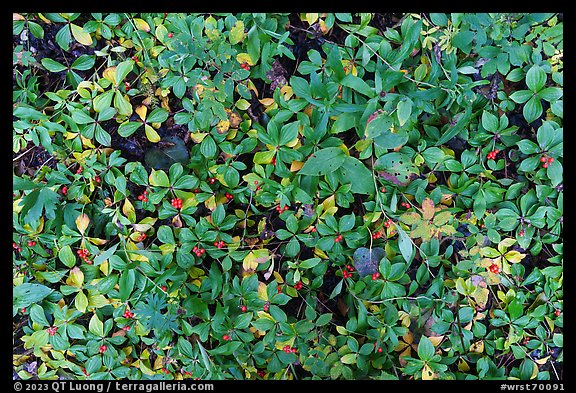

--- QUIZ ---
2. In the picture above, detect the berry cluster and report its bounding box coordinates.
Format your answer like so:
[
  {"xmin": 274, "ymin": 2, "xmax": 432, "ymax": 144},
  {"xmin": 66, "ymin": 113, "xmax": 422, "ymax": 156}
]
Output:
[
  {"xmin": 343, "ymin": 264, "xmax": 355, "ymax": 279},
  {"xmin": 276, "ymin": 204, "xmax": 289, "ymax": 213},
  {"xmin": 136, "ymin": 233, "xmax": 147, "ymax": 242},
  {"xmin": 77, "ymin": 249, "xmax": 91, "ymax": 264},
  {"xmin": 486, "ymin": 149, "xmax": 500, "ymax": 160},
  {"xmin": 13, "ymin": 242, "xmax": 22, "ymax": 252},
  {"xmin": 371, "ymin": 272, "xmax": 381, "ymax": 281},
  {"xmin": 240, "ymin": 62, "xmax": 250, "ymax": 70},
  {"xmin": 209, "ymin": 177, "xmax": 217, "ymax": 184},
  {"xmin": 294, "ymin": 281, "xmax": 303, "ymax": 290},
  {"xmin": 99, "ymin": 345, "xmax": 107, "ymax": 354},
  {"xmin": 61, "ymin": 186, "xmax": 68, "ymax": 195},
  {"xmin": 122, "ymin": 325, "xmax": 131, "ymax": 331},
  {"xmin": 76, "ymin": 165, "xmax": 83, "ymax": 174},
  {"xmin": 225, "ymin": 192, "xmax": 233, "ymax": 200},
  {"xmin": 400, "ymin": 201, "xmax": 410, "ymax": 209},
  {"xmin": 257, "ymin": 370, "xmax": 266, "ymax": 378},
  {"xmin": 488, "ymin": 263, "xmax": 500, "ymax": 274},
  {"xmin": 540, "ymin": 155, "xmax": 554, "ymax": 168},
  {"xmin": 383, "ymin": 219, "xmax": 394, "ymax": 228},
  {"xmin": 28, "ymin": 240, "xmax": 37, "ymax": 247},
  {"xmin": 47, "ymin": 326, "xmax": 58, "ymax": 336},
  {"xmin": 137, "ymin": 190, "xmax": 149, "ymax": 202},
  {"xmin": 193, "ymin": 245, "xmax": 206, "ymax": 257},
  {"xmin": 282, "ymin": 345, "xmax": 297, "ymax": 354},
  {"xmin": 171, "ymin": 198, "xmax": 183, "ymax": 209},
  {"xmin": 334, "ymin": 234, "xmax": 344, "ymax": 243},
  {"xmin": 263, "ymin": 301, "xmax": 270, "ymax": 312},
  {"xmin": 214, "ymin": 240, "xmax": 226, "ymax": 249},
  {"xmin": 239, "ymin": 305, "xmax": 247, "ymax": 312},
  {"xmin": 94, "ymin": 175, "xmax": 101, "ymax": 184},
  {"xmin": 132, "ymin": 55, "xmax": 138, "ymax": 62},
  {"xmin": 254, "ymin": 181, "xmax": 262, "ymax": 191},
  {"xmin": 371, "ymin": 231, "xmax": 383, "ymax": 240},
  {"xmin": 123, "ymin": 309, "xmax": 134, "ymax": 319}
]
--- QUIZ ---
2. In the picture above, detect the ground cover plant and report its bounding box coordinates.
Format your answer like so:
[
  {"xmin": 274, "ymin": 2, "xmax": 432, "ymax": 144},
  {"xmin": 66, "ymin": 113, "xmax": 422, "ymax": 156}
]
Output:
[{"xmin": 13, "ymin": 12, "xmax": 563, "ymax": 381}]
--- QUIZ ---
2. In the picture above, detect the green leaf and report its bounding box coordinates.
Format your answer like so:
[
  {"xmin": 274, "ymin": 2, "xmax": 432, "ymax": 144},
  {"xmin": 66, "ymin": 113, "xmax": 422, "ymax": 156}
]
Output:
[
  {"xmin": 341, "ymin": 353, "xmax": 357, "ymax": 364},
  {"xmin": 13, "ymin": 283, "xmax": 53, "ymax": 310},
  {"xmin": 435, "ymin": 106, "xmax": 471, "ymax": 146},
  {"xmin": 71, "ymin": 55, "xmax": 95, "ymax": 71},
  {"xmin": 149, "ymin": 169, "xmax": 170, "ymax": 187},
  {"xmin": 397, "ymin": 99, "xmax": 413, "ymax": 127},
  {"xmin": 146, "ymin": 108, "xmax": 169, "ymax": 124},
  {"xmin": 59, "ymin": 245, "xmax": 76, "ymax": 268},
  {"xmin": 509, "ymin": 90, "xmax": 532, "ymax": 104},
  {"xmin": 341, "ymin": 74, "xmax": 375, "ymax": 97},
  {"xmin": 41, "ymin": 58, "xmax": 67, "ymax": 73},
  {"xmin": 417, "ymin": 336, "xmax": 435, "ymax": 361},
  {"xmin": 89, "ymin": 313, "xmax": 104, "ymax": 337},
  {"xmin": 397, "ymin": 226, "xmax": 414, "ymax": 264},
  {"xmin": 526, "ymin": 64, "xmax": 546, "ymax": 92},
  {"xmin": 299, "ymin": 147, "xmax": 346, "ymax": 176},
  {"xmin": 538, "ymin": 87, "xmax": 563, "ymax": 102},
  {"xmin": 523, "ymin": 95, "xmax": 543, "ymax": 124},
  {"xmin": 481, "ymin": 111, "xmax": 499, "ymax": 133},
  {"xmin": 115, "ymin": 60, "xmax": 134, "ymax": 86},
  {"xmin": 119, "ymin": 269, "xmax": 135, "ymax": 302},
  {"xmin": 72, "ymin": 110, "xmax": 94, "ymax": 125},
  {"xmin": 30, "ymin": 304, "xmax": 50, "ymax": 327},
  {"xmin": 229, "ymin": 20, "xmax": 245, "ymax": 45},
  {"xmin": 117, "ymin": 121, "xmax": 142, "ymax": 137},
  {"xmin": 114, "ymin": 91, "xmax": 133, "ymax": 117},
  {"xmin": 336, "ymin": 156, "xmax": 375, "ymax": 194}
]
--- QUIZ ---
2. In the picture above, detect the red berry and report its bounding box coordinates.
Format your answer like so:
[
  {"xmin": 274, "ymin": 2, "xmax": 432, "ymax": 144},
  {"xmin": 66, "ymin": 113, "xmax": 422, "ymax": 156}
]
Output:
[
  {"xmin": 240, "ymin": 305, "xmax": 247, "ymax": 312},
  {"xmin": 47, "ymin": 326, "xmax": 58, "ymax": 336},
  {"xmin": 99, "ymin": 345, "xmax": 107, "ymax": 354},
  {"xmin": 142, "ymin": 197, "xmax": 148, "ymax": 202},
  {"xmin": 62, "ymin": 186, "xmax": 68, "ymax": 195},
  {"xmin": 518, "ymin": 229, "xmax": 525, "ymax": 236},
  {"xmin": 28, "ymin": 240, "xmax": 36, "ymax": 247},
  {"xmin": 161, "ymin": 285, "xmax": 167, "ymax": 291},
  {"xmin": 168, "ymin": 33, "xmax": 173, "ymax": 38},
  {"xmin": 542, "ymin": 162, "xmax": 548, "ymax": 168},
  {"xmin": 377, "ymin": 347, "xmax": 383, "ymax": 353},
  {"xmin": 95, "ymin": 176, "xmax": 101, "ymax": 183},
  {"xmin": 138, "ymin": 194, "xmax": 144, "ymax": 200},
  {"xmin": 143, "ymin": 190, "xmax": 148, "ymax": 195},
  {"xmin": 21, "ymin": 308, "xmax": 26, "ymax": 313},
  {"xmin": 277, "ymin": 286, "xmax": 282, "ymax": 293},
  {"xmin": 13, "ymin": 242, "xmax": 18, "ymax": 249},
  {"xmin": 555, "ymin": 309, "xmax": 561, "ymax": 317},
  {"xmin": 540, "ymin": 156, "xmax": 547, "ymax": 163},
  {"xmin": 271, "ymin": 157, "xmax": 276, "ymax": 165},
  {"xmin": 548, "ymin": 157, "xmax": 554, "ymax": 163},
  {"xmin": 494, "ymin": 149, "xmax": 499, "ymax": 154},
  {"xmin": 222, "ymin": 334, "xmax": 230, "ymax": 341}
]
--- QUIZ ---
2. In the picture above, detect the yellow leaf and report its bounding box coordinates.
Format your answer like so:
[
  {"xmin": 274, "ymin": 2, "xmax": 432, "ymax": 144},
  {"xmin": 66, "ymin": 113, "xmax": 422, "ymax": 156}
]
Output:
[
  {"xmin": 103, "ymin": 66, "xmax": 116, "ymax": 83},
  {"xmin": 257, "ymin": 282, "xmax": 268, "ymax": 301},
  {"xmin": 421, "ymin": 198, "xmax": 435, "ymax": 221},
  {"xmin": 145, "ymin": 124, "xmax": 161, "ymax": 143},
  {"xmin": 305, "ymin": 13, "xmax": 319, "ymax": 25},
  {"xmin": 67, "ymin": 267, "xmax": 84, "ymax": 288},
  {"xmin": 458, "ymin": 358, "xmax": 470, "ymax": 372},
  {"xmin": 534, "ymin": 356, "xmax": 550, "ymax": 365},
  {"xmin": 135, "ymin": 105, "xmax": 147, "ymax": 121},
  {"xmin": 290, "ymin": 161, "xmax": 304, "ymax": 172},
  {"xmin": 133, "ymin": 18, "xmax": 151, "ymax": 32},
  {"xmin": 216, "ymin": 119, "xmax": 230, "ymax": 134},
  {"xmin": 421, "ymin": 363, "xmax": 436, "ymax": 380},
  {"xmin": 190, "ymin": 132, "xmax": 208, "ymax": 143},
  {"xmin": 75, "ymin": 213, "xmax": 90, "ymax": 235},
  {"xmin": 243, "ymin": 249, "xmax": 271, "ymax": 271},
  {"xmin": 99, "ymin": 261, "xmax": 109, "ymax": 276},
  {"xmin": 428, "ymin": 336, "xmax": 444, "ymax": 347},
  {"xmin": 259, "ymin": 98, "xmax": 276, "ymax": 107},
  {"xmin": 469, "ymin": 340, "xmax": 484, "ymax": 353},
  {"xmin": 336, "ymin": 326, "xmax": 348, "ymax": 335},
  {"xmin": 440, "ymin": 193, "xmax": 454, "ymax": 206},
  {"xmin": 123, "ymin": 199, "xmax": 136, "ymax": 223},
  {"xmin": 285, "ymin": 137, "xmax": 300, "ymax": 148},
  {"xmin": 504, "ymin": 250, "xmax": 526, "ymax": 263},
  {"xmin": 236, "ymin": 52, "xmax": 255, "ymax": 66},
  {"xmin": 70, "ymin": 24, "xmax": 93, "ymax": 46},
  {"xmin": 153, "ymin": 355, "xmax": 164, "ymax": 370}
]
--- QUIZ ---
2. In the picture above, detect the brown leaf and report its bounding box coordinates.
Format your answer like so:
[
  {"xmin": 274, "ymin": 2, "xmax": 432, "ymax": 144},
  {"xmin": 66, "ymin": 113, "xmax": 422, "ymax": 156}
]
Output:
[{"xmin": 421, "ymin": 198, "xmax": 435, "ymax": 221}]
